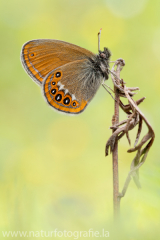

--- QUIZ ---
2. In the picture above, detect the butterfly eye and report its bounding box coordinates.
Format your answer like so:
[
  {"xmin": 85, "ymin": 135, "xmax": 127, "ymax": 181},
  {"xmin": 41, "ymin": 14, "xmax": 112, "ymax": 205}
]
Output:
[{"xmin": 100, "ymin": 52, "xmax": 106, "ymax": 58}]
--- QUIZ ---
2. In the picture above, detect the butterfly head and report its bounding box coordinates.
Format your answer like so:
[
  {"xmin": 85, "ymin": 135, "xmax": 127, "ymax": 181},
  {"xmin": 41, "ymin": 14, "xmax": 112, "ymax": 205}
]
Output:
[
  {"xmin": 97, "ymin": 47, "xmax": 111, "ymax": 79},
  {"xmin": 99, "ymin": 47, "xmax": 111, "ymax": 60}
]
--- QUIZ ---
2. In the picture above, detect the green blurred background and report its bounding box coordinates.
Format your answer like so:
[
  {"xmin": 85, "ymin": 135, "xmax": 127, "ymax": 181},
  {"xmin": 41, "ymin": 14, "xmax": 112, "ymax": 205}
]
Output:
[{"xmin": 0, "ymin": 0, "xmax": 160, "ymax": 239}]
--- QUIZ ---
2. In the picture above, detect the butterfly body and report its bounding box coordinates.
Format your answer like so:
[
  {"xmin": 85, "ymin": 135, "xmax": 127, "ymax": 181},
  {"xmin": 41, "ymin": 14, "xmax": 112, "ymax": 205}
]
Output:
[{"xmin": 21, "ymin": 39, "xmax": 111, "ymax": 114}]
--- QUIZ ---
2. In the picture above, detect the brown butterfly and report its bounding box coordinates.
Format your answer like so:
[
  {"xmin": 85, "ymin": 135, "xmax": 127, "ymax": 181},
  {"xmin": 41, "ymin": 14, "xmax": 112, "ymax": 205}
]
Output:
[{"xmin": 21, "ymin": 32, "xmax": 111, "ymax": 114}]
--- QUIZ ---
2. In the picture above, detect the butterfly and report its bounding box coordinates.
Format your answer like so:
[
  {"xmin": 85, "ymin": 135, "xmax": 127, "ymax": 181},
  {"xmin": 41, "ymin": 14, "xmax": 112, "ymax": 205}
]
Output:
[{"xmin": 21, "ymin": 33, "xmax": 111, "ymax": 114}]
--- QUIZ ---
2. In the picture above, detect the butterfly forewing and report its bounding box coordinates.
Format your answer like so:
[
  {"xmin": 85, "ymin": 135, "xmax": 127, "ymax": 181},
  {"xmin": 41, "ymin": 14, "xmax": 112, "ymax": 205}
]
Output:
[{"xmin": 21, "ymin": 39, "xmax": 95, "ymax": 85}]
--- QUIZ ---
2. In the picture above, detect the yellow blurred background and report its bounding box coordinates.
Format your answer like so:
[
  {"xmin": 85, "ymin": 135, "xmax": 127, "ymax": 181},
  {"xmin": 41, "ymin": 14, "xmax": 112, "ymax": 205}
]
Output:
[{"xmin": 0, "ymin": 0, "xmax": 160, "ymax": 239}]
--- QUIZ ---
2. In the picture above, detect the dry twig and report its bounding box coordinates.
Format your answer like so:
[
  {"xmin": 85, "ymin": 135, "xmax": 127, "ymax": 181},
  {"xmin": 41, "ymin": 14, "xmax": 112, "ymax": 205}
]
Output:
[{"xmin": 106, "ymin": 59, "xmax": 155, "ymax": 216}]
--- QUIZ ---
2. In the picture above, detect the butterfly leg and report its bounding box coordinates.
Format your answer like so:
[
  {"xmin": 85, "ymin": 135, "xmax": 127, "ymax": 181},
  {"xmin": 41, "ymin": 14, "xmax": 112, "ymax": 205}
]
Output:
[
  {"xmin": 102, "ymin": 82, "xmax": 114, "ymax": 93},
  {"xmin": 102, "ymin": 83, "xmax": 116, "ymax": 101}
]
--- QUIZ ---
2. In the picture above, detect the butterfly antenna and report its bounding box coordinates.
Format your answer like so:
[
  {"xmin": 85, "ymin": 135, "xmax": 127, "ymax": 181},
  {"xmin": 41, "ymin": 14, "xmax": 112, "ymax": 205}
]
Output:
[{"xmin": 98, "ymin": 28, "xmax": 102, "ymax": 52}]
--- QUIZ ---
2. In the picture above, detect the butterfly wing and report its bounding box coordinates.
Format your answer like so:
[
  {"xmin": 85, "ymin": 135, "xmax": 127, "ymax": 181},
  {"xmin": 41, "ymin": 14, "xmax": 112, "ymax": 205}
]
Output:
[
  {"xmin": 42, "ymin": 59, "xmax": 103, "ymax": 114},
  {"xmin": 21, "ymin": 39, "xmax": 95, "ymax": 85}
]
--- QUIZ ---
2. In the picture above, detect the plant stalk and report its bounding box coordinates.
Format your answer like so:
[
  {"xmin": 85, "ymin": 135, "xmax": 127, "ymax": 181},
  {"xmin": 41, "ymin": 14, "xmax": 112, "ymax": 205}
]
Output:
[{"xmin": 112, "ymin": 87, "xmax": 120, "ymax": 218}]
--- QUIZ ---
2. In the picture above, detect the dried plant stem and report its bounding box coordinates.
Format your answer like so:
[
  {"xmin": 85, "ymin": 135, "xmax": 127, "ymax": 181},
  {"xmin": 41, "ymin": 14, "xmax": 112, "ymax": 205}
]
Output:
[
  {"xmin": 112, "ymin": 63, "xmax": 122, "ymax": 218},
  {"xmin": 105, "ymin": 58, "xmax": 155, "ymax": 220},
  {"xmin": 112, "ymin": 86, "xmax": 120, "ymax": 217}
]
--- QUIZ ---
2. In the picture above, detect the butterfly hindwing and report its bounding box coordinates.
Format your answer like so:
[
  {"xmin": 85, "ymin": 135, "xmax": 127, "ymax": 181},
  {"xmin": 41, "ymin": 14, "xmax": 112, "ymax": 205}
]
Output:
[
  {"xmin": 21, "ymin": 39, "xmax": 95, "ymax": 85},
  {"xmin": 42, "ymin": 59, "xmax": 103, "ymax": 114}
]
